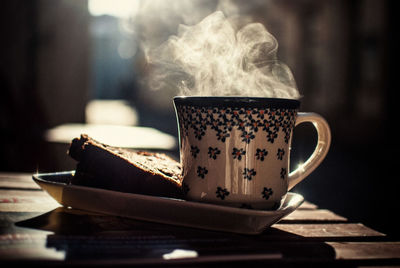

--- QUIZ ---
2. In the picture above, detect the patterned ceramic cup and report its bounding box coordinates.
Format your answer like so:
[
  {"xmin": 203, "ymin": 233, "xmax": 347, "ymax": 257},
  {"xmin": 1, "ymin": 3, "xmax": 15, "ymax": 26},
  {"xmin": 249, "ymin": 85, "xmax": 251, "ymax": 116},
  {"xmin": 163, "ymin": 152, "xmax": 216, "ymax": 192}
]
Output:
[{"xmin": 173, "ymin": 96, "xmax": 331, "ymax": 210}]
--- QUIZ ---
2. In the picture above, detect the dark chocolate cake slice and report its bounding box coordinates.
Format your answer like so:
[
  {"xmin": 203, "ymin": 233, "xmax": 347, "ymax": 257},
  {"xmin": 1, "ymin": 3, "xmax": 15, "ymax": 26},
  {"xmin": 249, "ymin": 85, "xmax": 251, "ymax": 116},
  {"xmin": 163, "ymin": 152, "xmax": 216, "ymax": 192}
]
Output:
[{"xmin": 68, "ymin": 134, "xmax": 183, "ymax": 198}]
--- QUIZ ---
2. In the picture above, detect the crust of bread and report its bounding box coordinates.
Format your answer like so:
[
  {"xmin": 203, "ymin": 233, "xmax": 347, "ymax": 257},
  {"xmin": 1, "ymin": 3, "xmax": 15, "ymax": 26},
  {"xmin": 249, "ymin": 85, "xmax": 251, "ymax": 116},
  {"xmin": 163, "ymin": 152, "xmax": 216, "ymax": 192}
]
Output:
[{"xmin": 68, "ymin": 134, "xmax": 183, "ymax": 198}]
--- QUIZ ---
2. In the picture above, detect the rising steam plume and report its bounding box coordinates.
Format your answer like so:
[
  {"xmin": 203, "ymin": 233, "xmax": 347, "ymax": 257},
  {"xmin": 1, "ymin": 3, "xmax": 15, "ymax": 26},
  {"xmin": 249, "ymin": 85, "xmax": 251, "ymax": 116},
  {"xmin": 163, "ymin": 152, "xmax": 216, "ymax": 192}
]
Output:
[{"xmin": 142, "ymin": 7, "xmax": 300, "ymax": 99}]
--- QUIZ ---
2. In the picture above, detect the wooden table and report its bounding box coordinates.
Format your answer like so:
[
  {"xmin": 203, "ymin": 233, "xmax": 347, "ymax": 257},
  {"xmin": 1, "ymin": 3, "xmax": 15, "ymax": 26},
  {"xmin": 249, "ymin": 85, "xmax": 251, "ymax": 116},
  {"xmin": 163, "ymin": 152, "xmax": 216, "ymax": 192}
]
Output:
[{"xmin": 1, "ymin": 172, "xmax": 399, "ymax": 266}]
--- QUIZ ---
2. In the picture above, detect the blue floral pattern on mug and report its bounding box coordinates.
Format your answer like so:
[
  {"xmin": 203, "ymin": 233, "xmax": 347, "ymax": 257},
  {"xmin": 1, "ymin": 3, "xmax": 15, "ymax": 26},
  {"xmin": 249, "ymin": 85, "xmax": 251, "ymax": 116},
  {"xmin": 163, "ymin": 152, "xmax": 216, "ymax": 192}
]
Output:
[
  {"xmin": 262, "ymin": 187, "xmax": 273, "ymax": 200},
  {"xmin": 216, "ymin": 187, "xmax": 230, "ymax": 200},
  {"xmin": 255, "ymin": 149, "xmax": 268, "ymax": 161},
  {"xmin": 197, "ymin": 166, "xmax": 208, "ymax": 178},
  {"xmin": 280, "ymin": 168, "xmax": 287, "ymax": 179},
  {"xmin": 216, "ymin": 130, "xmax": 230, "ymax": 142},
  {"xmin": 175, "ymin": 101, "xmax": 299, "ymax": 208},
  {"xmin": 176, "ymin": 105, "xmax": 296, "ymax": 145},
  {"xmin": 190, "ymin": 146, "xmax": 200, "ymax": 158},
  {"xmin": 232, "ymin": 148, "xmax": 246, "ymax": 160},
  {"xmin": 208, "ymin": 147, "xmax": 221, "ymax": 159},
  {"xmin": 241, "ymin": 131, "xmax": 255, "ymax": 143},
  {"xmin": 243, "ymin": 168, "xmax": 257, "ymax": 180},
  {"xmin": 277, "ymin": 148, "xmax": 285, "ymax": 160}
]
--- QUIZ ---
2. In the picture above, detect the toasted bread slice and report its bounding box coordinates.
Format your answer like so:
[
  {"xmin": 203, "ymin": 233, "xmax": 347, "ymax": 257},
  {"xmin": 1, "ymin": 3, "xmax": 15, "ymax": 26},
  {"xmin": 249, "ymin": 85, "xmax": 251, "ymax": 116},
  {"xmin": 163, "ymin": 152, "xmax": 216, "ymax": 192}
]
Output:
[{"xmin": 68, "ymin": 134, "xmax": 183, "ymax": 198}]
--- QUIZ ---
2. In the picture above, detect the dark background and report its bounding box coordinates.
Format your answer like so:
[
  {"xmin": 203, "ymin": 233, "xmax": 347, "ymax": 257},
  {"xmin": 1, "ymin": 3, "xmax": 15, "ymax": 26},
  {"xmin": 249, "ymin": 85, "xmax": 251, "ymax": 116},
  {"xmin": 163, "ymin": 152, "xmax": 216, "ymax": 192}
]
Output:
[{"xmin": 1, "ymin": 0, "xmax": 397, "ymax": 238}]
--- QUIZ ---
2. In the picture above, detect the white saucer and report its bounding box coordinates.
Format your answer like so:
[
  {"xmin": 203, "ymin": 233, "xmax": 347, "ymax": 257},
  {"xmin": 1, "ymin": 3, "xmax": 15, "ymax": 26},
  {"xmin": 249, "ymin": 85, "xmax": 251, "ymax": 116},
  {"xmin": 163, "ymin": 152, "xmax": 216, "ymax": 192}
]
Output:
[{"xmin": 33, "ymin": 171, "xmax": 304, "ymax": 235}]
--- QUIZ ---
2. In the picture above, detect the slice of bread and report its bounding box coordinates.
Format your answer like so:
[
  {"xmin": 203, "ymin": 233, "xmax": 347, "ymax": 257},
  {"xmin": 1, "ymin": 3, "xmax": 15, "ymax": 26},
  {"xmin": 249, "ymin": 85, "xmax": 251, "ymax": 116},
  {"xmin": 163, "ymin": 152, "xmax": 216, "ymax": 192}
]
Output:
[{"xmin": 68, "ymin": 134, "xmax": 183, "ymax": 198}]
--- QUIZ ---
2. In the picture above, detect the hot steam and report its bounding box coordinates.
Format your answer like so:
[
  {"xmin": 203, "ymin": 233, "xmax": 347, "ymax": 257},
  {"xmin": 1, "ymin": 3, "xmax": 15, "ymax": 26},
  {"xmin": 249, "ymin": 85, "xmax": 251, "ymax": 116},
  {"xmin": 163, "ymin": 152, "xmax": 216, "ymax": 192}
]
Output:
[{"xmin": 146, "ymin": 11, "xmax": 300, "ymax": 99}]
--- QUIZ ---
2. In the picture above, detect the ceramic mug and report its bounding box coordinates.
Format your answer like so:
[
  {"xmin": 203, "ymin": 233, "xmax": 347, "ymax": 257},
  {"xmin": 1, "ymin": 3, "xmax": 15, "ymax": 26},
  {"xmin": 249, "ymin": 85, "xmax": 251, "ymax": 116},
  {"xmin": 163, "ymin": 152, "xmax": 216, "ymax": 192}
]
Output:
[{"xmin": 173, "ymin": 96, "xmax": 331, "ymax": 210}]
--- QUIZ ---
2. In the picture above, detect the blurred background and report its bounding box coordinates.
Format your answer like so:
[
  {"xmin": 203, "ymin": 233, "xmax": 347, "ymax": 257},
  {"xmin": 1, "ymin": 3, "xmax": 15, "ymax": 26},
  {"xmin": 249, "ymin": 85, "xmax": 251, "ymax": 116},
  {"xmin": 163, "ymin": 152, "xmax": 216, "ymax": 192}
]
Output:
[{"xmin": 1, "ymin": 0, "xmax": 396, "ymax": 237}]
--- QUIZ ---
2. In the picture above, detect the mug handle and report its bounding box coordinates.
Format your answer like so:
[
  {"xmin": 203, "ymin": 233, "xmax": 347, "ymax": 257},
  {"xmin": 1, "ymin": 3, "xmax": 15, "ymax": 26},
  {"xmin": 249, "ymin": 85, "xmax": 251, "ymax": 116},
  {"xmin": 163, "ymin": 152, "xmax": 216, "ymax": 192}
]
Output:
[{"xmin": 288, "ymin": 112, "xmax": 331, "ymax": 190}]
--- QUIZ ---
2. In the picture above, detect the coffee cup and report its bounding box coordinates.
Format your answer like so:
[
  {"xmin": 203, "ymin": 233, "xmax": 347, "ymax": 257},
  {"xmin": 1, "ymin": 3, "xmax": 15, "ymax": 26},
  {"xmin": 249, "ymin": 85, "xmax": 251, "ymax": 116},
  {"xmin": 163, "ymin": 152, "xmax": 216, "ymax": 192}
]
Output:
[{"xmin": 173, "ymin": 96, "xmax": 331, "ymax": 210}]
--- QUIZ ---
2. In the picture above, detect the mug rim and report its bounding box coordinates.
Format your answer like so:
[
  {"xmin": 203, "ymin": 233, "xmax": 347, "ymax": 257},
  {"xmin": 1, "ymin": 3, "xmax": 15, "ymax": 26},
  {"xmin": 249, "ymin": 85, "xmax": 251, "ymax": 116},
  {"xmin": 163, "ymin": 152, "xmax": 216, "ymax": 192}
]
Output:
[{"xmin": 173, "ymin": 96, "xmax": 300, "ymax": 109}]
